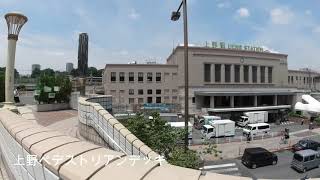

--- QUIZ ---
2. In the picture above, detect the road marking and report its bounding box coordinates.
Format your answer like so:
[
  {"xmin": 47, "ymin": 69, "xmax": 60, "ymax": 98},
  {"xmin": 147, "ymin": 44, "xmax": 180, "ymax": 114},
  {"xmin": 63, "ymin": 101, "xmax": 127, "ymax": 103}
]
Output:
[
  {"xmin": 200, "ymin": 163, "xmax": 236, "ymax": 170},
  {"xmin": 210, "ymin": 167, "xmax": 239, "ymax": 173}
]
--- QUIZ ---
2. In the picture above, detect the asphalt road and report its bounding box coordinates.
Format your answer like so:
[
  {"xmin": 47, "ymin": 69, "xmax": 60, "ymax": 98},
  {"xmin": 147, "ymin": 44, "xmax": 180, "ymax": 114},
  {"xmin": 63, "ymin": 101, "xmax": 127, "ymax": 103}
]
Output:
[
  {"xmin": 192, "ymin": 122, "xmax": 309, "ymax": 145},
  {"xmin": 201, "ymin": 135, "xmax": 320, "ymax": 179}
]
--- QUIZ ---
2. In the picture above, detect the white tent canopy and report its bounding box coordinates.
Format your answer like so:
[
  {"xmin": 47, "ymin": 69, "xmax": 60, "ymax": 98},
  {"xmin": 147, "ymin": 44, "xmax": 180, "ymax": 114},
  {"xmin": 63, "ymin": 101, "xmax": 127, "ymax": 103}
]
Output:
[{"xmin": 295, "ymin": 95, "xmax": 320, "ymax": 113}]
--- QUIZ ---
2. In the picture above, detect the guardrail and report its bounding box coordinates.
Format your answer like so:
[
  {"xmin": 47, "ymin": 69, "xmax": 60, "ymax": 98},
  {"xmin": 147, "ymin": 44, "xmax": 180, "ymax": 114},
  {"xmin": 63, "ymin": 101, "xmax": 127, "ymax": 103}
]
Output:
[{"xmin": 78, "ymin": 96, "xmax": 159, "ymax": 159}]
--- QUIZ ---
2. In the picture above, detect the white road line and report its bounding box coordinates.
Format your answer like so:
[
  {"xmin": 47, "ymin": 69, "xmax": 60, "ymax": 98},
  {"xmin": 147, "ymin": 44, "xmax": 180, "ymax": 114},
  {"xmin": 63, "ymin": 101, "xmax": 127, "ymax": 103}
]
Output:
[
  {"xmin": 210, "ymin": 167, "xmax": 239, "ymax": 173},
  {"xmin": 200, "ymin": 163, "xmax": 236, "ymax": 170}
]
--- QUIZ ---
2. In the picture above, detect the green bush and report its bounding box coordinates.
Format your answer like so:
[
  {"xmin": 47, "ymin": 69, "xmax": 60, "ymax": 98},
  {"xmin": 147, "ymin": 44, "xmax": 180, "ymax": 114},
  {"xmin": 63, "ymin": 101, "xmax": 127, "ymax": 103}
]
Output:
[
  {"xmin": 34, "ymin": 75, "xmax": 72, "ymax": 104},
  {"xmin": 288, "ymin": 111, "xmax": 303, "ymax": 118}
]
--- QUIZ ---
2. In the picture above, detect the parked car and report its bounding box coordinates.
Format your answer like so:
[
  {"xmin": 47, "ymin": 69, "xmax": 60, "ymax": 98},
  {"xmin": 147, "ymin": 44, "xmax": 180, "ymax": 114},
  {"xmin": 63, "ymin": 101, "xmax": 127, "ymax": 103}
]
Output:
[
  {"xmin": 292, "ymin": 139, "xmax": 320, "ymax": 152},
  {"xmin": 241, "ymin": 147, "xmax": 278, "ymax": 169},
  {"xmin": 291, "ymin": 149, "xmax": 320, "ymax": 173}
]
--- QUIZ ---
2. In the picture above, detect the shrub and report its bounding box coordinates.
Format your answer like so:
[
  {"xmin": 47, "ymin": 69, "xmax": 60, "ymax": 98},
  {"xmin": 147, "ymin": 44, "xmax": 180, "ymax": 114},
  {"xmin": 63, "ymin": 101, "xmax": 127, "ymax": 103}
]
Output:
[{"xmin": 34, "ymin": 75, "xmax": 72, "ymax": 104}]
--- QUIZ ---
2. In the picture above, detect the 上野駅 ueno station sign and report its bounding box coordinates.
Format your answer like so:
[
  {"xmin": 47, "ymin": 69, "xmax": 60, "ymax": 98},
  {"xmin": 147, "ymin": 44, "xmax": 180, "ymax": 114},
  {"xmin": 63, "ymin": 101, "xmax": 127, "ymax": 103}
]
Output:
[{"xmin": 205, "ymin": 41, "xmax": 264, "ymax": 52}]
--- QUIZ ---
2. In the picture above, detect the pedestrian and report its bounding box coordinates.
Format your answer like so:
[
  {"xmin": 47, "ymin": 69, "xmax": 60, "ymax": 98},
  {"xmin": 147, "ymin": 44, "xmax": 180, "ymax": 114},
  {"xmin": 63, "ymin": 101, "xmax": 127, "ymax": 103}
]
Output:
[
  {"xmin": 14, "ymin": 87, "xmax": 20, "ymax": 103},
  {"xmin": 301, "ymin": 119, "xmax": 304, "ymax": 125}
]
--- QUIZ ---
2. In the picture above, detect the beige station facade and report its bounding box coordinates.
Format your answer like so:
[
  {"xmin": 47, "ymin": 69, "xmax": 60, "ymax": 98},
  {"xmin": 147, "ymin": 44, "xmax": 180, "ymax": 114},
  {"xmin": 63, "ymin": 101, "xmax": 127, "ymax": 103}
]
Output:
[{"xmin": 103, "ymin": 45, "xmax": 320, "ymax": 121}]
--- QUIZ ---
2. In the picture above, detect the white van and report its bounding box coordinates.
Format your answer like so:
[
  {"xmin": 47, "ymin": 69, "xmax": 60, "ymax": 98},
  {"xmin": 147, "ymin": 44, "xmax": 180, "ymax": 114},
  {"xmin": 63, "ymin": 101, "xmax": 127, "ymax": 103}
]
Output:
[{"xmin": 243, "ymin": 123, "xmax": 270, "ymax": 137}]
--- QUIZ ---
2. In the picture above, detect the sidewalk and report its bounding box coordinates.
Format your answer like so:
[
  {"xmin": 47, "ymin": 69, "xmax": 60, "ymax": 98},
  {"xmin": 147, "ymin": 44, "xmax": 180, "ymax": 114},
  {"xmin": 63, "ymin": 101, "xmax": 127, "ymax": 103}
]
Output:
[{"xmin": 190, "ymin": 128, "xmax": 320, "ymax": 161}]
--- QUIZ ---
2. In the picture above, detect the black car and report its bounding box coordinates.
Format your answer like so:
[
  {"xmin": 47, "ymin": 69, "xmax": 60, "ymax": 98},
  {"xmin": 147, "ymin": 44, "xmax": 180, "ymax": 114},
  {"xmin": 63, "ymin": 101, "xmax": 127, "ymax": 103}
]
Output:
[
  {"xmin": 241, "ymin": 147, "xmax": 278, "ymax": 169},
  {"xmin": 292, "ymin": 139, "xmax": 320, "ymax": 152}
]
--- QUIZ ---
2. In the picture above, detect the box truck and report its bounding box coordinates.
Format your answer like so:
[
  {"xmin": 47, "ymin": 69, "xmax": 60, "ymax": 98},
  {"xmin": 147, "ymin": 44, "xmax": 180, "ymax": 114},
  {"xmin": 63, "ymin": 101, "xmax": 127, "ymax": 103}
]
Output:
[
  {"xmin": 202, "ymin": 119, "xmax": 235, "ymax": 138},
  {"xmin": 199, "ymin": 115, "xmax": 221, "ymax": 125},
  {"xmin": 237, "ymin": 111, "xmax": 268, "ymax": 127},
  {"xmin": 167, "ymin": 122, "xmax": 193, "ymax": 139}
]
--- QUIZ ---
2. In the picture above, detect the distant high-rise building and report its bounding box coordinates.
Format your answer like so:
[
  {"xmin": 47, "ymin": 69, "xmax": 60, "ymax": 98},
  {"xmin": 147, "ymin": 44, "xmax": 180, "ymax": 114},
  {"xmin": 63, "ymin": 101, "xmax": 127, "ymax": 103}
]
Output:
[
  {"xmin": 31, "ymin": 64, "xmax": 41, "ymax": 72},
  {"xmin": 66, "ymin": 63, "xmax": 74, "ymax": 73},
  {"xmin": 77, "ymin": 33, "xmax": 88, "ymax": 77}
]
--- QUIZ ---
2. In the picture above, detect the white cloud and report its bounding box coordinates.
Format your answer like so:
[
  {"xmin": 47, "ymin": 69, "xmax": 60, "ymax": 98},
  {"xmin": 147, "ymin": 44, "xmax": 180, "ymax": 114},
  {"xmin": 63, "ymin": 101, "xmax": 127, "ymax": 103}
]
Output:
[
  {"xmin": 312, "ymin": 26, "xmax": 320, "ymax": 34},
  {"xmin": 305, "ymin": 10, "xmax": 312, "ymax": 15},
  {"xmin": 270, "ymin": 7, "xmax": 294, "ymax": 25},
  {"xmin": 217, "ymin": 2, "xmax": 230, "ymax": 9},
  {"xmin": 236, "ymin": 8, "xmax": 250, "ymax": 18},
  {"xmin": 128, "ymin": 8, "xmax": 140, "ymax": 20}
]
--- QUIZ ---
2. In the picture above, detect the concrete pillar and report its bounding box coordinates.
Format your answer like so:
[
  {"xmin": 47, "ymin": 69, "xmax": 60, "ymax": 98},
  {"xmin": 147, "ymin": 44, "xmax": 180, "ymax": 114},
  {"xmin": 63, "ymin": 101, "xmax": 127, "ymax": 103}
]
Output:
[
  {"xmin": 257, "ymin": 66, "xmax": 261, "ymax": 83},
  {"xmin": 230, "ymin": 64, "xmax": 235, "ymax": 83},
  {"xmin": 210, "ymin": 64, "xmax": 215, "ymax": 83},
  {"xmin": 230, "ymin": 96, "xmax": 234, "ymax": 108},
  {"xmin": 5, "ymin": 39, "xmax": 17, "ymax": 103},
  {"xmin": 221, "ymin": 64, "xmax": 225, "ymax": 83},
  {"xmin": 210, "ymin": 96, "xmax": 215, "ymax": 108},
  {"xmin": 274, "ymin": 95, "xmax": 278, "ymax": 106},
  {"xmin": 248, "ymin": 65, "xmax": 252, "ymax": 83},
  {"xmin": 265, "ymin": 67, "xmax": 268, "ymax": 84},
  {"xmin": 254, "ymin": 96, "xmax": 258, "ymax": 107},
  {"xmin": 240, "ymin": 65, "xmax": 244, "ymax": 83}
]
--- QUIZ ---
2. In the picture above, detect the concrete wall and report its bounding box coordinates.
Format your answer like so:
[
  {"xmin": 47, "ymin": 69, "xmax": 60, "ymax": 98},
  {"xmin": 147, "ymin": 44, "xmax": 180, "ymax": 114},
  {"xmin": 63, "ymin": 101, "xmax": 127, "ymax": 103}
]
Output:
[
  {"xmin": 0, "ymin": 109, "xmax": 254, "ymax": 179},
  {"xmin": 78, "ymin": 96, "xmax": 159, "ymax": 159}
]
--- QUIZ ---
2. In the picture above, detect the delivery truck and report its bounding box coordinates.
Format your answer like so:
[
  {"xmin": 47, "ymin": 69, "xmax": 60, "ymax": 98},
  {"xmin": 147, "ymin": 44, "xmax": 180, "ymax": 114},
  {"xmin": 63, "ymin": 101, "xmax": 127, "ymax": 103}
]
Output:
[
  {"xmin": 199, "ymin": 115, "xmax": 221, "ymax": 125},
  {"xmin": 167, "ymin": 122, "xmax": 193, "ymax": 140},
  {"xmin": 237, "ymin": 111, "xmax": 268, "ymax": 127},
  {"xmin": 202, "ymin": 119, "xmax": 235, "ymax": 139}
]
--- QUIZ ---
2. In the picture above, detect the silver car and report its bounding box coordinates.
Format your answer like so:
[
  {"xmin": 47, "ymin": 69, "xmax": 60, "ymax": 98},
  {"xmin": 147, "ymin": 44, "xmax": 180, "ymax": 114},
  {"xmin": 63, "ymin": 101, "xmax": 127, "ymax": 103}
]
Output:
[{"xmin": 291, "ymin": 149, "xmax": 320, "ymax": 173}]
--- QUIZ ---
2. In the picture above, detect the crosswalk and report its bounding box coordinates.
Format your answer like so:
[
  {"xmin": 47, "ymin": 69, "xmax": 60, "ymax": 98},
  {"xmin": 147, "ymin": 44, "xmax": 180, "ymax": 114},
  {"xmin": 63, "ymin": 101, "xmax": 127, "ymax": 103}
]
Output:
[{"xmin": 200, "ymin": 163, "xmax": 242, "ymax": 176}]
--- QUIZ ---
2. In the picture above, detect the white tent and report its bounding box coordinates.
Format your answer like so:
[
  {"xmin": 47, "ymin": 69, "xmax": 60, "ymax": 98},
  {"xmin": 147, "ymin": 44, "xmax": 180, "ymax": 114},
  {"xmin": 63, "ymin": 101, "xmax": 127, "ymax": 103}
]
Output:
[{"xmin": 295, "ymin": 95, "xmax": 320, "ymax": 114}]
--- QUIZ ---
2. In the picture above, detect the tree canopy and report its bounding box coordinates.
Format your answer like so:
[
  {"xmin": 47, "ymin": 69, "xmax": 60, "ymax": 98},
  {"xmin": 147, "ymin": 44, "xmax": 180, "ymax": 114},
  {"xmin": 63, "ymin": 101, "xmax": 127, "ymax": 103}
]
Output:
[{"xmin": 126, "ymin": 112, "xmax": 202, "ymax": 169}]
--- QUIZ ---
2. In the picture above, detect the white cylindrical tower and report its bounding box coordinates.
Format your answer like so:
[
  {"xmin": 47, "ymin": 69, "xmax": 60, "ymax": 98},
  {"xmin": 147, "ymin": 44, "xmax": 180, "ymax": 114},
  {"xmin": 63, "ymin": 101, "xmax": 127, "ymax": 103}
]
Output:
[{"xmin": 4, "ymin": 12, "xmax": 28, "ymax": 103}]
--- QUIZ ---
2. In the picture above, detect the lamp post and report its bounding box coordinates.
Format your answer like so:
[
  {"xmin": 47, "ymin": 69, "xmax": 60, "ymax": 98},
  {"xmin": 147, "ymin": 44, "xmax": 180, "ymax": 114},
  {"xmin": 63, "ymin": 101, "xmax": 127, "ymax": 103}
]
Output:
[
  {"xmin": 171, "ymin": 0, "xmax": 189, "ymax": 151},
  {"xmin": 4, "ymin": 12, "xmax": 27, "ymax": 104}
]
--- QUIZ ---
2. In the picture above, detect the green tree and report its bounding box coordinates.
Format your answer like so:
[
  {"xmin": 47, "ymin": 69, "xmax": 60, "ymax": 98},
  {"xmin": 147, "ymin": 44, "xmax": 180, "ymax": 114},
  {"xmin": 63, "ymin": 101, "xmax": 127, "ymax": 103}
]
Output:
[
  {"xmin": 40, "ymin": 68, "xmax": 55, "ymax": 77},
  {"xmin": 31, "ymin": 68, "xmax": 41, "ymax": 78},
  {"xmin": 34, "ymin": 74, "xmax": 72, "ymax": 104},
  {"xmin": 126, "ymin": 112, "xmax": 205, "ymax": 169}
]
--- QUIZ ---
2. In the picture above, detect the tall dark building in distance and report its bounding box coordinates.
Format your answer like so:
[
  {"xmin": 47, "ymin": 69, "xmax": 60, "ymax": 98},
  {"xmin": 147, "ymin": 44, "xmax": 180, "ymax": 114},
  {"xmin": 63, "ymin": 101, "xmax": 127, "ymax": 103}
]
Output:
[{"xmin": 77, "ymin": 33, "xmax": 88, "ymax": 77}]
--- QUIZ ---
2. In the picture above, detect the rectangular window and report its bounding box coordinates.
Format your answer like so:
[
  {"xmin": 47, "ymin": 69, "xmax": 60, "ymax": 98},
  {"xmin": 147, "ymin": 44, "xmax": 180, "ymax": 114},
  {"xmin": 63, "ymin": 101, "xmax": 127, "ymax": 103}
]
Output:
[
  {"xmin": 243, "ymin": 65, "xmax": 249, "ymax": 83},
  {"xmin": 156, "ymin": 72, "xmax": 161, "ymax": 82},
  {"xmin": 260, "ymin": 66, "xmax": 265, "ymax": 83},
  {"xmin": 156, "ymin": 89, "xmax": 161, "ymax": 95},
  {"xmin": 234, "ymin": 65, "xmax": 240, "ymax": 83},
  {"xmin": 268, "ymin": 67, "xmax": 272, "ymax": 83},
  {"xmin": 147, "ymin": 72, "xmax": 153, "ymax": 82},
  {"xmin": 288, "ymin": 76, "xmax": 291, "ymax": 84},
  {"xmin": 215, "ymin": 64, "xmax": 221, "ymax": 82},
  {"xmin": 119, "ymin": 72, "xmax": 125, "ymax": 82},
  {"xmin": 172, "ymin": 89, "xmax": 178, "ymax": 94},
  {"xmin": 138, "ymin": 98, "xmax": 144, "ymax": 104},
  {"xmin": 304, "ymin": 77, "xmax": 306, "ymax": 84},
  {"xmin": 129, "ymin": 98, "xmax": 135, "ymax": 104},
  {"xmin": 172, "ymin": 96, "xmax": 178, "ymax": 103},
  {"xmin": 164, "ymin": 89, "xmax": 170, "ymax": 95},
  {"xmin": 129, "ymin": 72, "xmax": 134, "ymax": 82},
  {"xmin": 252, "ymin": 66, "xmax": 257, "ymax": 83},
  {"xmin": 111, "ymin": 72, "xmax": 116, "ymax": 82},
  {"xmin": 225, "ymin": 64, "xmax": 231, "ymax": 83},
  {"xmin": 156, "ymin": 97, "xmax": 161, "ymax": 103},
  {"xmin": 192, "ymin": 97, "xmax": 195, "ymax": 103},
  {"xmin": 291, "ymin": 76, "xmax": 293, "ymax": 84},
  {"xmin": 164, "ymin": 96, "xmax": 170, "ymax": 103},
  {"xmin": 147, "ymin": 97, "xmax": 152, "ymax": 103},
  {"xmin": 138, "ymin": 72, "xmax": 144, "ymax": 82},
  {"xmin": 204, "ymin": 64, "xmax": 211, "ymax": 82},
  {"xmin": 129, "ymin": 89, "xmax": 134, "ymax": 95},
  {"xmin": 138, "ymin": 89, "xmax": 143, "ymax": 95},
  {"xmin": 147, "ymin": 89, "xmax": 152, "ymax": 95}
]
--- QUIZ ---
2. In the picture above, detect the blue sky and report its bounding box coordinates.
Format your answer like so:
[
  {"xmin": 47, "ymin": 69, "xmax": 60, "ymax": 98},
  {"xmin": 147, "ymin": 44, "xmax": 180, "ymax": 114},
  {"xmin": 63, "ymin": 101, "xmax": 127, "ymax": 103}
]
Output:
[{"xmin": 1, "ymin": 0, "xmax": 320, "ymax": 74}]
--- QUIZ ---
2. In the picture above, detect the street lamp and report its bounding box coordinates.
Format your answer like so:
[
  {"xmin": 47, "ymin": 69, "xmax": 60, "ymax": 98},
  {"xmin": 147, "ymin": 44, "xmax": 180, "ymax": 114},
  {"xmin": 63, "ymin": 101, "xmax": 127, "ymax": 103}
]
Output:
[
  {"xmin": 171, "ymin": 0, "xmax": 189, "ymax": 151},
  {"xmin": 4, "ymin": 12, "xmax": 28, "ymax": 104}
]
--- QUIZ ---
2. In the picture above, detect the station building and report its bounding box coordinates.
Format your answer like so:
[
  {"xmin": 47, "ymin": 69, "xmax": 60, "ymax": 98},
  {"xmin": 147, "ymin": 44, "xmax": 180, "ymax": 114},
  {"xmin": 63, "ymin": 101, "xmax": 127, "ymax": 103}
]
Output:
[{"xmin": 103, "ymin": 43, "xmax": 320, "ymax": 121}]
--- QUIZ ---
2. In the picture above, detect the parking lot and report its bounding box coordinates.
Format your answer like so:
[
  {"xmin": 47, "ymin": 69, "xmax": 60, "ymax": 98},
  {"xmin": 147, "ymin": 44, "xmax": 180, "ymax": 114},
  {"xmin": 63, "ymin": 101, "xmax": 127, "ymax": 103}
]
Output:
[
  {"xmin": 192, "ymin": 121, "xmax": 310, "ymax": 145},
  {"xmin": 201, "ymin": 135, "xmax": 320, "ymax": 179}
]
